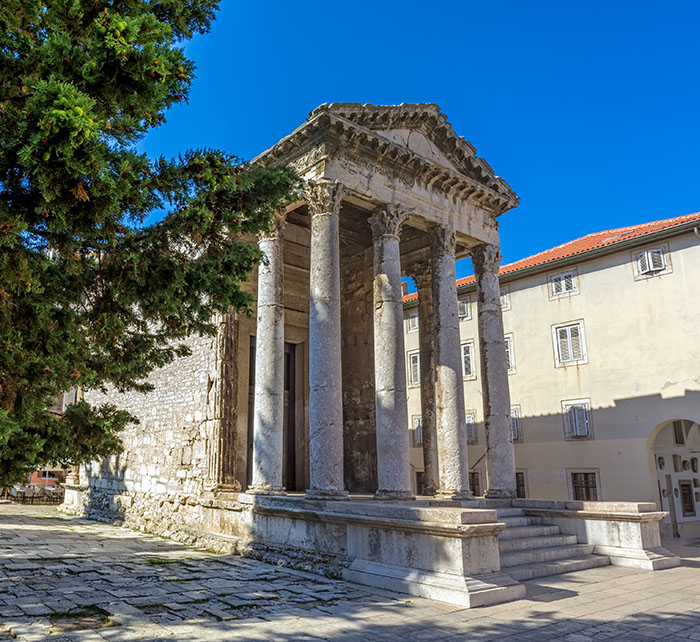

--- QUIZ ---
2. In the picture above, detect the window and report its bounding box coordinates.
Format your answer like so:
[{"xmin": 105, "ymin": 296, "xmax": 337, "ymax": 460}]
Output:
[
  {"xmin": 408, "ymin": 352, "xmax": 420, "ymax": 386},
  {"xmin": 500, "ymin": 288, "xmax": 510, "ymax": 311},
  {"xmin": 504, "ymin": 334, "xmax": 515, "ymax": 373},
  {"xmin": 411, "ymin": 416, "xmax": 423, "ymax": 447},
  {"xmin": 680, "ymin": 481, "xmax": 696, "ymax": 517},
  {"xmin": 516, "ymin": 471, "xmax": 527, "ymax": 498},
  {"xmin": 469, "ymin": 471, "xmax": 481, "ymax": 497},
  {"xmin": 563, "ymin": 400, "xmax": 592, "ymax": 438},
  {"xmin": 551, "ymin": 271, "xmax": 577, "ymax": 296},
  {"xmin": 553, "ymin": 322, "xmax": 586, "ymax": 365},
  {"xmin": 465, "ymin": 412, "xmax": 477, "ymax": 444},
  {"xmin": 458, "ymin": 297, "xmax": 471, "ymax": 320},
  {"xmin": 571, "ymin": 471, "xmax": 598, "ymax": 500},
  {"xmin": 673, "ymin": 420, "xmax": 686, "ymax": 446},
  {"xmin": 637, "ymin": 248, "xmax": 666, "ymax": 275},
  {"xmin": 461, "ymin": 342, "xmax": 475, "ymax": 378},
  {"xmin": 407, "ymin": 311, "xmax": 419, "ymax": 332},
  {"xmin": 510, "ymin": 406, "xmax": 522, "ymax": 441}
]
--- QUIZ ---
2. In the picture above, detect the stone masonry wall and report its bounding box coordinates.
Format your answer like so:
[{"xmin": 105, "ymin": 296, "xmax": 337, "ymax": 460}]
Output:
[{"xmin": 77, "ymin": 321, "xmax": 227, "ymax": 523}]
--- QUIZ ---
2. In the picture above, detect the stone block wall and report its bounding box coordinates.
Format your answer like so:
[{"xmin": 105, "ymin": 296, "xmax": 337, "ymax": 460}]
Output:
[{"xmin": 78, "ymin": 322, "xmax": 227, "ymax": 523}]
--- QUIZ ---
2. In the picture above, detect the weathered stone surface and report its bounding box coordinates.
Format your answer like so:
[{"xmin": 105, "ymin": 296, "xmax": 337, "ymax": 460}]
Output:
[
  {"xmin": 306, "ymin": 180, "xmax": 347, "ymax": 500},
  {"xmin": 472, "ymin": 243, "xmax": 517, "ymax": 498},
  {"xmin": 249, "ymin": 217, "xmax": 286, "ymax": 494},
  {"xmin": 431, "ymin": 226, "xmax": 472, "ymax": 500},
  {"xmin": 369, "ymin": 204, "xmax": 413, "ymax": 500}
]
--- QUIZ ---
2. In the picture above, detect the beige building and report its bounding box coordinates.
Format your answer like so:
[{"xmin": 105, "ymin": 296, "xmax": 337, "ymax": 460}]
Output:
[{"xmin": 404, "ymin": 212, "xmax": 700, "ymax": 537}]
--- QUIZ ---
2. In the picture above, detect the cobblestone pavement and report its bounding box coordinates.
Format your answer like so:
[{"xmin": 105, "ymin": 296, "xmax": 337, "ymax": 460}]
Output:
[{"xmin": 2, "ymin": 505, "xmax": 700, "ymax": 641}]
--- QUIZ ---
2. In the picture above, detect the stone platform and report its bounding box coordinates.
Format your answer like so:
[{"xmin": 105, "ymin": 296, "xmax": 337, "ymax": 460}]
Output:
[{"xmin": 63, "ymin": 486, "xmax": 680, "ymax": 608}]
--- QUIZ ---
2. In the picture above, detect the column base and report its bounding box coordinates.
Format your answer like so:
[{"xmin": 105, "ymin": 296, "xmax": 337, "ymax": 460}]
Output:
[
  {"xmin": 485, "ymin": 488, "xmax": 516, "ymax": 499},
  {"xmin": 374, "ymin": 489, "xmax": 415, "ymax": 501},
  {"xmin": 305, "ymin": 489, "xmax": 349, "ymax": 501},
  {"xmin": 247, "ymin": 485, "xmax": 287, "ymax": 496},
  {"xmin": 436, "ymin": 489, "xmax": 475, "ymax": 501}
]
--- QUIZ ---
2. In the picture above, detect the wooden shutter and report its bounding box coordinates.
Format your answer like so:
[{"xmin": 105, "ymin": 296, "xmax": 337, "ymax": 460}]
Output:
[
  {"xmin": 649, "ymin": 249, "xmax": 665, "ymax": 271},
  {"xmin": 510, "ymin": 407, "xmax": 521, "ymax": 440},
  {"xmin": 638, "ymin": 251, "xmax": 650, "ymax": 274},
  {"xmin": 505, "ymin": 336, "xmax": 513, "ymax": 371},
  {"xmin": 462, "ymin": 344, "xmax": 472, "ymax": 377},
  {"xmin": 569, "ymin": 325, "xmax": 582, "ymax": 359},
  {"xmin": 566, "ymin": 404, "xmax": 590, "ymax": 437},
  {"xmin": 412, "ymin": 417, "xmax": 423, "ymax": 446},
  {"xmin": 465, "ymin": 413, "xmax": 477, "ymax": 443},
  {"xmin": 409, "ymin": 353, "xmax": 420, "ymax": 385},
  {"xmin": 552, "ymin": 275, "xmax": 563, "ymax": 295},
  {"xmin": 557, "ymin": 327, "xmax": 571, "ymax": 362},
  {"xmin": 564, "ymin": 273, "xmax": 574, "ymax": 292}
]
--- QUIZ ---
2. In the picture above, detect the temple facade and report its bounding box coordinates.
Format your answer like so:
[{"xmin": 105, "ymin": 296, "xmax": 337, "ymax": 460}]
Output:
[{"xmin": 65, "ymin": 104, "xmax": 678, "ymax": 607}]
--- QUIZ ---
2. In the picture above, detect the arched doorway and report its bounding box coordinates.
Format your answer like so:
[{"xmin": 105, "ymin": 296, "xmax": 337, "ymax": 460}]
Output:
[{"xmin": 649, "ymin": 418, "xmax": 700, "ymax": 538}]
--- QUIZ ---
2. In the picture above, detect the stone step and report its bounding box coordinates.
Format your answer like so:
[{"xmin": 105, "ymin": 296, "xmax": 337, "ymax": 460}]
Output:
[
  {"xmin": 498, "ymin": 525, "xmax": 562, "ymax": 540},
  {"xmin": 499, "ymin": 515, "xmax": 545, "ymax": 528},
  {"xmin": 499, "ymin": 534, "xmax": 578, "ymax": 552},
  {"xmin": 506, "ymin": 554, "xmax": 611, "ymax": 581},
  {"xmin": 500, "ymin": 544, "xmax": 596, "ymax": 568},
  {"xmin": 495, "ymin": 508, "xmax": 525, "ymax": 518}
]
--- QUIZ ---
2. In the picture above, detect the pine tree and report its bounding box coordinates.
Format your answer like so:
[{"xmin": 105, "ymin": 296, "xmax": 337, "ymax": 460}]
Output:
[{"xmin": 0, "ymin": 0, "xmax": 299, "ymax": 486}]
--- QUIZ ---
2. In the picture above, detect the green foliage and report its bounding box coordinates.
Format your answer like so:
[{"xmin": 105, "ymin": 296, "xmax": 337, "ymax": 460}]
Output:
[{"xmin": 0, "ymin": 1, "xmax": 300, "ymax": 486}]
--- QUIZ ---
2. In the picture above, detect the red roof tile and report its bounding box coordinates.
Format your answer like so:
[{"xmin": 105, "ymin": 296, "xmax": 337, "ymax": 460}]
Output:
[{"xmin": 403, "ymin": 211, "xmax": 700, "ymax": 302}]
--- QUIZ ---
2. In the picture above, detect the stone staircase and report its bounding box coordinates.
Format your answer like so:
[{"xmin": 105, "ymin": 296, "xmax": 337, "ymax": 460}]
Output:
[{"xmin": 497, "ymin": 507, "xmax": 610, "ymax": 581}]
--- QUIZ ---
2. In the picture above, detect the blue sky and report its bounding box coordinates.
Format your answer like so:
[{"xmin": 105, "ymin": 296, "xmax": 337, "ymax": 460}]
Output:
[{"xmin": 141, "ymin": 1, "xmax": 700, "ymax": 279}]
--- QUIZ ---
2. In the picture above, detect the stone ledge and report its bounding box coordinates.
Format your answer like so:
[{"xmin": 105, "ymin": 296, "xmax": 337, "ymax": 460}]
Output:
[
  {"xmin": 592, "ymin": 545, "xmax": 681, "ymax": 570},
  {"xmin": 522, "ymin": 508, "xmax": 667, "ymax": 523}
]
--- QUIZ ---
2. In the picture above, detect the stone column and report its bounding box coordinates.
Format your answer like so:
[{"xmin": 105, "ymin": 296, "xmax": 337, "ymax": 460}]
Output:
[
  {"xmin": 305, "ymin": 180, "xmax": 348, "ymax": 500},
  {"xmin": 369, "ymin": 204, "xmax": 414, "ymax": 500},
  {"xmin": 410, "ymin": 261, "xmax": 439, "ymax": 495},
  {"xmin": 248, "ymin": 215, "xmax": 286, "ymax": 494},
  {"xmin": 431, "ymin": 227, "xmax": 472, "ymax": 500},
  {"xmin": 472, "ymin": 243, "xmax": 516, "ymax": 498}
]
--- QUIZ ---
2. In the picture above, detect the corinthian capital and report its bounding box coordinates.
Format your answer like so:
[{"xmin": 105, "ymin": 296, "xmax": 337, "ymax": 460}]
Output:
[
  {"xmin": 305, "ymin": 179, "xmax": 344, "ymax": 216},
  {"xmin": 471, "ymin": 243, "xmax": 502, "ymax": 274},
  {"xmin": 368, "ymin": 204, "xmax": 411, "ymax": 240},
  {"xmin": 430, "ymin": 226, "xmax": 456, "ymax": 259},
  {"xmin": 408, "ymin": 259, "xmax": 432, "ymax": 291}
]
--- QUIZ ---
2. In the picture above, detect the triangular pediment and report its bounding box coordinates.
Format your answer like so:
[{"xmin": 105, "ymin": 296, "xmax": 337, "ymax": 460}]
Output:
[{"xmin": 255, "ymin": 102, "xmax": 519, "ymax": 214}]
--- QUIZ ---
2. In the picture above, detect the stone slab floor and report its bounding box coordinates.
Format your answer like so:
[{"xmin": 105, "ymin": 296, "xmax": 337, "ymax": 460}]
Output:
[{"xmin": 2, "ymin": 504, "xmax": 700, "ymax": 642}]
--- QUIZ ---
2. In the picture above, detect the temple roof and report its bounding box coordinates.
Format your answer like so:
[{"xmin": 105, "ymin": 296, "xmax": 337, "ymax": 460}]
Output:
[{"xmin": 255, "ymin": 103, "xmax": 519, "ymax": 215}]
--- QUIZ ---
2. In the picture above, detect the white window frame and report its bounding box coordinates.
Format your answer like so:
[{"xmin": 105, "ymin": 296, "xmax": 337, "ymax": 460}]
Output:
[
  {"xmin": 500, "ymin": 287, "xmax": 510, "ymax": 311},
  {"xmin": 461, "ymin": 341, "xmax": 476, "ymax": 379},
  {"xmin": 510, "ymin": 405, "xmax": 522, "ymax": 441},
  {"xmin": 562, "ymin": 399, "xmax": 593, "ymax": 439},
  {"xmin": 465, "ymin": 411, "xmax": 477, "ymax": 444},
  {"xmin": 408, "ymin": 351, "xmax": 420, "ymax": 386},
  {"xmin": 457, "ymin": 296, "xmax": 471, "ymax": 321},
  {"xmin": 552, "ymin": 321, "xmax": 587, "ymax": 366},
  {"xmin": 504, "ymin": 333, "xmax": 515, "ymax": 374},
  {"xmin": 407, "ymin": 310, "xmax": 419, "ymax": 332},
  {"xmin": 411, "ymin": 416, "xmax": 423, "ymax": 447},
  {"xmin": 566, "ymin": 468, "xmax": 601, "ymax": 501},
  {"xmin": 550, "ymin": 270, "xmax": 578, "ymax": 298}
]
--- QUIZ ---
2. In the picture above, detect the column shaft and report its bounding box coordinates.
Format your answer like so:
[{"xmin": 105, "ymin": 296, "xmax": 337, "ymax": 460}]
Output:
[
  {"xmin": 369, "ymin": 205, "xmax": 414, "ymax": 500},
  {"xmin": 431, "ymin": 227, "xmax": 472, "ymax": 499},
  {"xmin": 306, "ymin": 181, "xmax": 348, "ymax": 499},
  {"xmin": 249, "ymin": 219, "xmax": 285, "ymax": 494},
  {"xmin": 412, "ymin": 262, "xmax": 439, "ymax": 495},
  {"xmin": 472, "ymin": 243, "xmax": 516, "ymax": 498}
]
